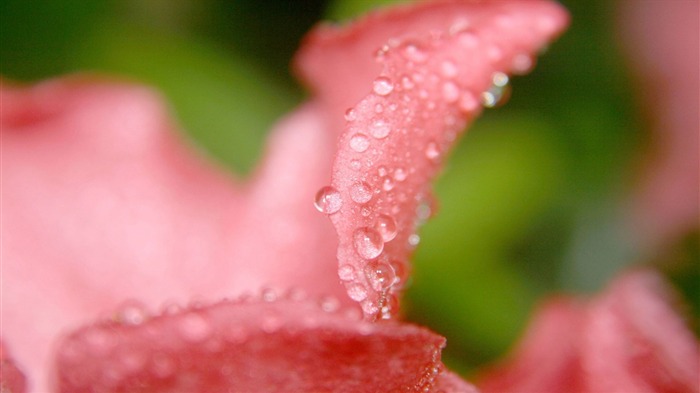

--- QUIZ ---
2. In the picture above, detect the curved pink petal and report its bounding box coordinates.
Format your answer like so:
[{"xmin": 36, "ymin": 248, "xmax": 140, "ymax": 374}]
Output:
[
  {"xmin": 476, "ymin": 270, "xmax": 699, "ymax": 392},
  {"xmin": 296, "ymin": 0, "xmax": 569, "ymax": 319},
  {"xmin": 1, "ymin": 342, "xmax": 28, "ymax": 393},
  {"xmin": 621, "ymin": 0, "xmax": 700, "ymax": 249},
  {"xmin": 1, "ymin": 77, "xmax": 347, "ymax": 391},
  {"xmin": 55, "ymin": 295, "xmax": 447, "ymax": 393}
]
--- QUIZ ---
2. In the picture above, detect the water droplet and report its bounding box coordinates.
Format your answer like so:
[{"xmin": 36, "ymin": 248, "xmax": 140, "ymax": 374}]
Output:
[
  {"xmin": 401, "ymin": 43, "xmax": 427, "ymax": 63},
  {"xmin": 344, "ymin": 108, "xmax": 356, "ymax": 121},
  {"xmin": 350, "ymin": 182, "xmax": 373, "ymax": 204},
  {"xmin": 481, "ymin": 72, "xmax": 511, "ymax": 108},
  {"xmin": 374, "ymin": 103, "xmax": 384, "ymax": 113},
  {"xmin": 402, "ymin": 75, "xmax": 415, "ymax": 90},
  {"xmin": 319, "ymin": 296, "xmax": 340, "ymax": 313},
  {"xmin": 116, "ymin": 301, "xmax": 148, "ymax": 325},
  {"xmin": 381, "ymin": 293, "xmax": 400, "ymax": 319},
  {"xmin": 511, "ymin": 53, "xmax": 534, "ymax": 75},
  {"xmin": 365, "ymin": 261, "xmax": 397, "ymax": 291},
  {"xmin": 362, "ymin": 300, "xmax": 379, "ymax": 315},
  {"xmin": 382, "ymin": 177, "xmax": 395, "ymax": 191},
  {"xmin": 458, "ymin": 91, "xmax": 479, "ymax": 113},
  {"xmin": 361, "ymin": 206, "xmax": 371, "ymax": 217},
  {"xmin": 426, "ymin": 139, "xmax": 441, "ymax": 159},
  {"xmin": 394, "ymin": 167, "xmax": 407, "ymax": 182},
  {"xmin": 440, "ymin": 60, "xmax": 458, "ymax": 78},
  {"xmin": 457, "ymin": 30, "xmax": 480, "ymax": 49},
  {"xmin": 339, "ymin": 264, "xmax": 356, "ymax": 281},
  {"xmin": 416, "ymin": 200, "xmax": 432, "ymax": 223},
  {"xmin": 350, "ymin": 160, "xmax": 362, "ymax": 170},
  {"xmin": 442, "ymin": 81, "xmax": 460, "ymax": 103},
  {"xmin": 375, "ymin": 214, "xmax": 397, "ymax": 242},
  {"xmin": 408, "ymin": 233, "xmax": 421, "ymax": 247},
  {"xmin": 261, "ymin": 288, "xmax": 277, "ymax": 302},
  {"xmin": 353, "ymin": 227, "xmax": 384, "ymax": 259},
  {"xmin": 369, "ymin": 119, "xmax": 391, "ymax": 139},
  {"xmin": 314, "ymin": 186, "xmax": 342, "ymax": 214},
  {"xmin": 347, "ymin": 283, "xmax": 368, "ymax": 301},
  {"xmin": 350, "ymin": 133, "xmax": 370, "ymax": 152},
  {"xmin": 373, "ymin": 77, "xmax": 394, "ymax": 96},
  {"xmin": 377, "ymin": 166, "xmax": 388, "ymax": 177},
  {"xmin": 178, "ymin": 313, "xmax": 212, "ymax": 342}
]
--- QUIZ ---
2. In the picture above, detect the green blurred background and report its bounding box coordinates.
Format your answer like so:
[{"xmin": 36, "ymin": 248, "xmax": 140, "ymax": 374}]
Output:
[{"xmin": 2, "ymin": 0, "xmax": 697, "ymax": 376}]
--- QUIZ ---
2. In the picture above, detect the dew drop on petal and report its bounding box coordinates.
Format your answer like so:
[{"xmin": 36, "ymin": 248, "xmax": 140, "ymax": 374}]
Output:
[
  {"xmin": 116, "ymin": 301, "xmax": 148, "ymax": 326},
  {"xmin": 178, "ymin": 313, "xmax": 212, "ymax": 343},
  {"xmin": 353, "ymin": 227, "xmax": 384, "ymax": 259},
  {"xmin": 339, "ymin": 264, "xmax": 356, "ymax": 281},
  {"xmin": 394, "ymin": 167, "xmax": 407, "ymax": 182},
  {"xmin": 373, "ymin": 77, "xmax": 394, "ymax": 96},
  {"xmin": 362, "ymin": 300, "xmax": 379, "ymax": 315},
  {"xmin": 375, "ymin": 214, "xmax": 397, "ymax": 242},
  {"xmin": 377, "ymin": 165, "xmax": 388, "ymax": 177},
  {"xmin": 319, "ymin": 296, "xmax": 340, "ymax": 313},
  {"xmin": 347, "ymin": 283, "xmax": 368, "ymax": 302},
  {"xmin": 350, "ymin": 159, "xmax": 362, "ymax": 171},
  {"xmin": 365, "ymin": 261, "xmax": 397, "ymax": 291},
  {"xmin": 408, "ymin": 233, "xmax": 421, "ymax": 247},
  {"xmin": 482, "ymin": 72, "xmax": 511, "ymax": 108},
  {"xmin": 442, "ymin": 81, "xmax": 460, "ymax": 103},
  {"xmin": 401, "ymin": 43, "xmax": 427, "ymax": 63},
  {"xmin": 314, "ymin": 186, "xmax": 342, "ymax": 214},
  {"xmin": 344, "ymin": 108, "xmax": 357, "ymax": 121},
  {"xmin": 350, "ymin": 182, "xmax": 373, "ymax": 204},
  {"xmin": 440, "ymin": 60, "xmax": 458, "ymax": 78},
  {"xmin": 511, "ymin": 53, "xmax": 535, "ymax": 75},
  {"xmin": 350, "ymin": 133, "xmax": 370, "ymax": 152},
  {"xmin": 261, "ymin": 288, "xmax": 277, "ymax": 302},
  {"xmin": 370, "ymin": 119, "xmax": 391, "ymax": 139},
  {"xmin": 425, "ymin": 140, "xmax": 441, "ymax": 161},
  {"xmin": 458, "ymin": 91, "xmax": 479, "ymax": 113},
  {"xmin": 382, "ymin": 177, "xmax": 395, "ymax": 191}
]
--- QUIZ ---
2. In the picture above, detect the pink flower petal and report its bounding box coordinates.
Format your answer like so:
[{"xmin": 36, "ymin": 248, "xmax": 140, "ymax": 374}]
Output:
[
  {"xmin": 1, "ymin": 77, "xmax": 348, "ymax": 390},
  {"xmin": 55, "ymin": 295, "xmax": 447, "ymax": 393},
  {"xmin": 477, "ymin": 270, "xmax": 700, "ymax": 392},
  {"xmin": 1, "ymin": 342, "xmax": 28, "ymax": 393},
  {"xmin": 295, "ymin": 0, "xmax": 569, "ymax": 319}
]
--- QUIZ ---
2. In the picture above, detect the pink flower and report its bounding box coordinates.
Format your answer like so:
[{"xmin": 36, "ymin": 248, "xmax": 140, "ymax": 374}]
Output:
[{"xmin": 1, "ymin": 1, "xmax": 568, "ymax": 392}]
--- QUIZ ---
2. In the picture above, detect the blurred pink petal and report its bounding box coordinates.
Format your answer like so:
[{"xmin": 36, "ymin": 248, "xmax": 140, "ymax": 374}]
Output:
[
  {"xmin": 477, "ymin": 270, "xmax": 700, "ymax": 393},
  {"xmin": 296, "ymin": 0, "xmax": 568, "ymax": 320},
  {"xmin": 622, "ymin": 0, "xmax": 700, "ymax": 249}
]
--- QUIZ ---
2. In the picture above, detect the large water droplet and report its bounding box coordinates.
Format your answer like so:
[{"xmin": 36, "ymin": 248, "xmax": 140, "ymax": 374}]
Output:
[
  {"xmin": 353, "ymin": 227, "xmax": 384, "ymax": 259},
  {"xmin": 178, "ymin": 313, "xmax": 212, "ymax": 343},
  {"xmin": 481, "ymin": 72, "xmax": 511, "ymax": 108},
  {"xmin": 350, "ymin": 133, "xmax": 370, "ymax": 152},
  {"xmin": 369, "ymin": 119, "xmax": 391, "ymax": 139},
  {"xmin": 375, "ymin": 214, "xmax": 397, "ymax": 242},
  {"xmin": 373, "ymin": 77, "xmax": 394, "ymax": 96},
  {"xmin": 339, "ymin": 264, "xmax": 356, "ymax": 281},
  {"xmin": 365, "ymin": 261, "xmax": 397, "ymax": 291},
  {"xmin": 350, "ymin": 182, "xmax": 373, "ymax": 204},
  {"xmin": 314, "ymin": 186, "xmax": 342, "ymax": 214},
  {"xmin": 347, "ymin": 284, "xmax": 368, "ymax": 301}
]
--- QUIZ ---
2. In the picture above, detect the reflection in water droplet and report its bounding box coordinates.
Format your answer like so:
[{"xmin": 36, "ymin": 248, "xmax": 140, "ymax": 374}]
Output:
[
  {"xmin": 370, "ymin": 119, "xmax": 391, "ymax": 139},
  {"xmin": 365, "ymin": 261, "xmax": 397, "ymax": 291},
  {"xmin": 373, "ymin": 77, "xmax": 394, "ymax": 96},
  {"xmin": 339, "ymin": 264, "xmax": 356, "ymax": 281},
  {"xmin": 347, "ymin": 284, "xmax": 368, "ymax": 301},
  {"xmin": 481, "ymin": 72, "xmax": 511, "ymax": 108},
  {"xmin": 350, "ymin": 133, "xmax": 370, "ymax": 152},
  {"xmin": 314, "ymin": 186, "xmax": 342, "ymax": 214},
  {"xmin": 375, "ymin": 214, "xmax": 397, "ymax": 242},
  {"xmin": 350, "ymin": 182, "xmax": 373, "ymax": 204},
  {"xmin": 353, "ymin": 227, "xmax": 384, "ymax": 259}
]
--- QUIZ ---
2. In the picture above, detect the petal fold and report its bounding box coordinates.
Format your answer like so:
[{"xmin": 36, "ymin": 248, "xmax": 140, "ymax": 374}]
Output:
[{"xmin": 296, "ymin": 0, "xmax": 568, "ymax": 319}]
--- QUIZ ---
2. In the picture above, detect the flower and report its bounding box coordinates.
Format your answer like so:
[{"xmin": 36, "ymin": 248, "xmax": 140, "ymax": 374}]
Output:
[{"xmin": 1, "ymin": 1, "xmax": 568, "ymax": 392}]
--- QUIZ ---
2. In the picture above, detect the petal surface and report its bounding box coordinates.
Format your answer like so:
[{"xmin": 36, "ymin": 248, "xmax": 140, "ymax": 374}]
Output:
[
  {"xmin": 1, "ymin": 77, "xmax": 347, "ymax": 390},
  {"xmin": 55, "ymin": 295, "xmax": 446, "ymax": 393},
  {"xmin": 477, "ymin": 270, "xmax": 700, "ymax": 393},
  {"xmin": 296, "ymin": 0, "xmax": 569, "ymax": 319}
]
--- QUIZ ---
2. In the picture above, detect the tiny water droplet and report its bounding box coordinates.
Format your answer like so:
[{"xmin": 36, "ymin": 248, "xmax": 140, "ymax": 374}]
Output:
[
  {"xmin": 353, "ymin": 227, "xmax": 384, "ymax": 259},
  {"xmin": 481, "ymin": 72, "xmax": 511, "ymax": 108},
  {"xmin": 440, "ymin": 60, "xmax": 458, "ymax": 78},
  {"xmin": 425, "ymin": 141, "xmax": 441, "ymax": 162},
  {"xmin": 319, "ymin": 296, "xmax": 340, "ymax": 313},
  {"xmin": 401, "ymin": 75, "xmax": 415, "ymax": 90},
  {"xmin": 178, "ymin": 313, "xmax": 212, "ymax": 343},
  {"xmin": 373, "ymin": 77, "xmax": 394, "ymax": 96},
  {"xmin": 339, "ymin": 264, "xmax": 356, "ymax": 281},
  {"xmin": 261, "ymin": 288, "xmax": 277, "ymax": 302},
  {"xmin": 369, "ymin": 119, "xmax": 391, "ymax": 139},
  {"xmin": 350, "ymin": 133, "xmax": 370, "ymax": 152},
  {"xmin": 116, "ymin": 301, "xmax": 148, "ymax": 326},
  {"xmin": 375, "ymin": 214, "xmax": 397, "ymax": 242},
  {"xmin": 314, "ymin": 186, "xmax": 342, "ymax": 214},
  {"xmin": 374, "ymin": 103, "xmax": 384, "ymax": 113},
  {"xmin": 408, "ymin": 233, "xmax": 421, "ymax": 247},
  {"xmin": 344, "ymin": 108, "xmax": 357, "ymax": 121},
  {"xmin": 442, "ymin": 81, "xmax": 460, "ymax": 103},
  {"xmin": 401, "ymin": 43, "xmax": 427, "ymax": 63},
  {"xmin": 350, "ymin": 159, "xmax": 362, "ymax": 170},
  {"xmin": 458, "ymin": 91, "xmax": 479, "ymax": 113},
  {"xmin": 365, "ymin": 261, "xmax": 397, "ymax": 291},
  {"xmin": 350, "ymin": 182, "xmax": 373, "ymax": 204},
  {"xmin": 394, "ymin": 167, "xmax": 407, "ymax": 182},
  {"xmin": 347, "ymin": 283, "xmax": 368, "ymax": 301},
  {"xmin": 511, "ymin": 53, "xmax": 535, "ymax": 75},
  {"xmin": 382, "ymin": 177, "xmax": 395, "ymax": 191},
  {"xmin": 377, "ymin": 166, "xmax": 388, "ymax": 177},
  {"xmin": 362, "ymin": 300, "xmax": 379, "ymax": 315}
]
